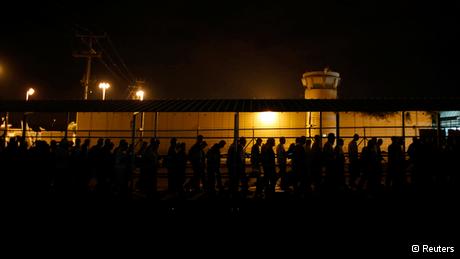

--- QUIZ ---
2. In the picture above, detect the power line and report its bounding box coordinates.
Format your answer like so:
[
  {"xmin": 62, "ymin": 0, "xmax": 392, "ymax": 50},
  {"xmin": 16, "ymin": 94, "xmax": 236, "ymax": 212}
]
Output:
[
  {"xmin": 73, "ymin": 34, "xmax": 105, "ymax": 100},
  {"xmin": 95, "ymin": 39, "xmax": 133, "ymax": 83},
  {"xmin": 98, "ymin": 58, "xmax": 131, "ymax": 84},
  {"xmin": 107, "ymin": 36, "xmax": 136, "ymax": 81},
  {"xmin": 46, "ymin": 3, "xmax": 138, "ymax": 99}
]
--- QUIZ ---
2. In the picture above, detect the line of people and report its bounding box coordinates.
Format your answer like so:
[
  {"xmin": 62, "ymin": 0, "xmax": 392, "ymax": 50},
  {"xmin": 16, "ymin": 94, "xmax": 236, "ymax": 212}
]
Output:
[{"xmin": 0, "ymin": 130, "xmax": 458, "ymax": 200}]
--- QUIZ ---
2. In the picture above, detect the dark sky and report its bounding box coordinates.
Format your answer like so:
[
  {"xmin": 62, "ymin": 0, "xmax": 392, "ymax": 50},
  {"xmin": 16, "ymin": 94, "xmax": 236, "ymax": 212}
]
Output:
[{"xmin": 1, "ymin": 1, "xmax": 460, "ymax": 100}]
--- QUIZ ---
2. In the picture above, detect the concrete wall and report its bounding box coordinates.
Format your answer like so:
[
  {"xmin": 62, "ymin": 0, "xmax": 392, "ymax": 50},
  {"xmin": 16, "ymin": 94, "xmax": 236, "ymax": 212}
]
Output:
[
  {"xmin": 339, "ymin": 111, "xmax": 432, "ymax": 152},
  {"xmin": 77, "ymin": 112, "xmax": 133, "ymax": 144},
  {"xmin": 305, "ymin": 89, "xmax": 337, "ymax": 99},
  {"xmin": 76, "ymin": 111, "xmax": 432, "ymax": 154}
]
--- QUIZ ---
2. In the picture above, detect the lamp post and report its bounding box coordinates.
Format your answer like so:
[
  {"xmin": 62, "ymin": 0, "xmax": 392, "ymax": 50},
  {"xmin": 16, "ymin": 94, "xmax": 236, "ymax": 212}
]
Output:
[
  {"xmin": 26, "ymin": 88, "xmax": 35, "ymax": 101},
  {"xmin": 98, "ymin": 82, "xmax": 110, "ymax": 100},
  {"xmin": 136, "ymin": 90, "xmax": 144, "ymax": 101},
  {"xmin": 23, "ymin": 88, "xmax": 35, "ymax": 141},
  {"xmin": 136, "ymin": 90, "xmax": 145, "ymax": 138},
  {"xmin": 1, "ymin": 65, "xmax": 5, "ymax": 139},
  {"xmin": 3, "ymin": 112, "xmax": 8, "ymax": 141}
]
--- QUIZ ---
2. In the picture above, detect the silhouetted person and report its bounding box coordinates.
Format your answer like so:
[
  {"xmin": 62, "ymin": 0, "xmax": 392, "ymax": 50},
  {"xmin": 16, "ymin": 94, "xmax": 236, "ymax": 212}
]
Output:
[
  {"xmin": 297, "ymin": 136, "xmax": 310, "ymax": 194},
  {"xmin": 292, "ymin": 137, "xmax": 307, "ymax": 194},
  {"xmin": 238, "ymin": 137, "xmax": 248, "ymax": 196},
  {"xmin": 252, "ymin": 138, "xmax": 264, "ymax": 195},
  {"xmin": 113, "ymin": 140, "xmax": 129, "ymax": 198},
  {"xmin": 206, "ymin": 140, "xmax": 226, "ymax": 194},
  {"xmin": 165, "ymin": 137, "xmax": 177, "ymax": 192},
  {"xmin": 189, "ymin": 135, "xmax": 205, "ymax": 192},
  {"xmin": 176, "ymin": 142, "xmax": 187, "ymax": 197},
  {"xmin": 79, "ymin": 139, "xmax": 91, "ymax": 194},
  {"xmin": 366, "ymin": 139, "xmax": 381, "ymax": 194},
  {"xmin": 143, "ymin": 138, "xmax": 160, "ymax": 199},
  {"xmin": 88, "ymin": 138, "xmax": 104, "ymax": 194},
  {"xmin": 69, "ymin": 138, "xmax": 82, "ymax": 195},
  {"xmin": 323, "ymin": 133, "xmax": 335, "ymax": 190},
  {"xmin": 99, "ymin": 139, "xmax": 114, "ymax": 197},
  {"xmin": 261, "ymin": 138, "xmax": 276, "ymax": 198},
  {"xmin": 251, "ymin": 138, "xmax": 263, "ymax": 176},
  {"xmin": 333, "ymin": 138, "xmax": 345, "ymax": 191},
  {"xmin": 198, "ymin": 141, "xmax": 208, "ymax": 191},
  {"xmin": 137, "ymin": 141, "xmax": 149, "ymax": 193},
  {"xmin": 304, "ymin": 138, "xmax": 313, "ymax": 191},
  {"xmin": 311, "ymin": 135, "xmax": 323, "ymax": 190},
  {"xmin": 348, "ymin": 134, "xmax": 360, "ymax": 189},
  {"xmin": 407, "ymin": 137, "xmax": 420, "ymax": 188},
  {"xmin": 276, "ymin": 137, "xmax": 287, "ymax": 191},
  {"xmin": 376, "ymin": 138, "xmax": 384, "ymax": 181},
  {"xmin": 286, "ymin": 142, "xmax": 296, "ymax": 189},
  {"xmin": 54, "ymin": 138, "xmax": 70, "ymax": 195},
  {"xmin": 387, "ymin": 136, "xmax": 405, "ymax": 192},
  {"xmin": 227, "ymin": 137, "xmax": 247, "ymax": 197}
]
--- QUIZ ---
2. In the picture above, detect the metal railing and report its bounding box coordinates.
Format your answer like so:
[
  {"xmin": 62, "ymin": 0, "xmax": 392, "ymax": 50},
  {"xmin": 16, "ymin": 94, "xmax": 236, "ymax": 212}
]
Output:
[{"xmin": 11, "ymin": 125, "xmax": 440, "ymax": 156}]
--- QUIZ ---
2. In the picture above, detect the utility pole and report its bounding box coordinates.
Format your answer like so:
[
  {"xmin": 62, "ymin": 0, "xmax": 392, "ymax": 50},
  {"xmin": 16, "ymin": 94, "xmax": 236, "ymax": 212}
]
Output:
[
  {"xmin": 128, "ymin": 80, "xmax": 146, "ymax": 99},
  {"xmin": 73, "ymin": 34, "xmax": 105, "ymax": 100}
]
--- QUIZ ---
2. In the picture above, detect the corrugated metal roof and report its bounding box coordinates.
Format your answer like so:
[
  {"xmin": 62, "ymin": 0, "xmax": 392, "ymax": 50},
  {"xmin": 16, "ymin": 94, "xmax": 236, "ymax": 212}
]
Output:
[
  {"xmin": 1, "ymin": 98, "xmax": 460, "ymax": 112},
  {"xmin": 441, "ymin": 111, "xmax": 460, "ymax": 118}
]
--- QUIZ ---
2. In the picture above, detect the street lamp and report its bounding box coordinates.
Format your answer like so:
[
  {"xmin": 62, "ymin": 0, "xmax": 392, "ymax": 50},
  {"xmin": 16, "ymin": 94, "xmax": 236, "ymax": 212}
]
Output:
[
  {"xmin": 136, "ymin": 90, "xmax": 145, "ymax": 101},
  {"xmin": 98, "ymin": 82, "xmax": 110, "ymax": 100},
  {"xmin": 26, "ymin": 88, "xmax": 35, "ymax": 101},
  {"xmin": 136, "ymin": 90, "xmax": 145, "ymax": 138},
  {"xmin": 23, "ymin": 88, "xmax": 35, "ymax": 141}
]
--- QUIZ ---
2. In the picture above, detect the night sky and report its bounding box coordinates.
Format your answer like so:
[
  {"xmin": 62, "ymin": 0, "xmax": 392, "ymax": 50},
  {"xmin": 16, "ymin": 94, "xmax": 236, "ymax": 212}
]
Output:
[{"xmin": 1, "ymin": 1, "xmax": 460, "ymax": 101}]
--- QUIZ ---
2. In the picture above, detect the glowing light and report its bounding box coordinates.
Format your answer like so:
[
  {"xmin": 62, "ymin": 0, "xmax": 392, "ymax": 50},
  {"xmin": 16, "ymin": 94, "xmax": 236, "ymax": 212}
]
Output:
[
  {"xmin": 258, "ymin": 112, "xmax": 277, "ymax": 126},
  {"xmin": 98, "ymin": 82, "xmax": 110, "ymax": 100},
  {"xmin": 136, "ymin": 90, "xmax": 145, "ymax": 101},
  {"xmin": 98, "ymin": 82, "xmax": 110, "ymax": 89},
  {"xmin": 26, "ymin": 88, "xmax": 35, "ymax": 100}
]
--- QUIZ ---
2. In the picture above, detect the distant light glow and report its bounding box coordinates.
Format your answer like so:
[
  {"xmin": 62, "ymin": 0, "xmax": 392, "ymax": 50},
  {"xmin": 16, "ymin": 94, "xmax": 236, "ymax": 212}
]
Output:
[
  {"xmin": 136, "ymin": 90, "xmax": 145, "ymax": 101},
  {"xmin": 257, "ymin": 112, "xmax": 277, "ymax": 126},
  {"xmin": 26, "ymin": 88, "xmax": 35, "ymax": 100},
  {"xmin": 98, "ymin": 82, "xmax": 110, "ymax": 100},
  {"xmin": 98, "ymin": 82, "xmax": 110, "ymax": 89},
  {"xmin": 27, "ymin": 88, "xmax": 35, "ymax": 95}
]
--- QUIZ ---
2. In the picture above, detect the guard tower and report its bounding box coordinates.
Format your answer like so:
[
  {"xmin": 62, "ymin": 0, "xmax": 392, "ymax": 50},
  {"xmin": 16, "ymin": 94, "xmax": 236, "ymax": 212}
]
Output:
[
  {"xmin": 301, "ymin": 68, "xmax": 341, "ymax": 137},
  {"xmin": 302, "ymin": 68, "xmax": 340, "ymax": 99}
]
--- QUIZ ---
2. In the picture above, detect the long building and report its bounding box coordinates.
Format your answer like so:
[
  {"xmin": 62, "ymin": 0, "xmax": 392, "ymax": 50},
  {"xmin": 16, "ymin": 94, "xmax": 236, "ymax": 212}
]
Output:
[{"xmin": 74, "ymin": 69, "xmax": 435, "ymax": 154}]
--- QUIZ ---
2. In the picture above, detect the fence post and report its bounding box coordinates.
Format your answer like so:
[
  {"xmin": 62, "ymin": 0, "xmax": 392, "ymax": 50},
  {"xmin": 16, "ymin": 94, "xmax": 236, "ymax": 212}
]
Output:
[
  {"xmin": 130, "ymin": 112, "xmax": 138, "ymax": 192},
  {"xmin": 64, "ymin": 112, "xmax": 69, "ymax": 139},
  {"xmin": 4, "ymin": 112, "xmax": 9, "ymax": 140},
  {"xmin": 436, "ymin": 111, "xmax": 442, "ymax": 148},
  {"xmin": 402, "ymin": 111, "xmax": 406, "ymax": 153},
  {"xmin": 363, "ymin": 127, "xmax": 367, "ymax": 146},
  {"xmin": 132, "ymin": 112, "xmax": 137, "ymax": 149},
  {"xmin": 154, "ymin": 112, "xmax": 158, "ymax": 139},
  {"xmin": 140, "ymin": 112, "xmax": 145, "ymax": 140},
  {"xmin": 234, "ymin": 112, "xmax": 239, "ymax": 152},
  {"xmin": 319, "ymin": 111, "xmax": 323, "ymax": 143},
  {"xmin": 22, "ymin": 113, "xmax": 27, "ymax": 141},
  {"xmin": 336, "ymin": 111, "xmax": 340, "ymax": 139}
]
